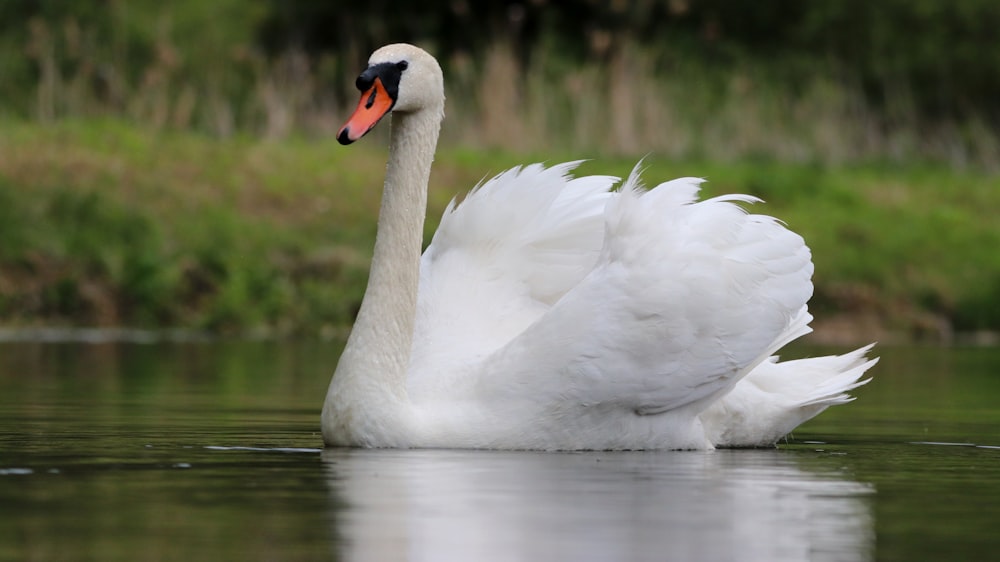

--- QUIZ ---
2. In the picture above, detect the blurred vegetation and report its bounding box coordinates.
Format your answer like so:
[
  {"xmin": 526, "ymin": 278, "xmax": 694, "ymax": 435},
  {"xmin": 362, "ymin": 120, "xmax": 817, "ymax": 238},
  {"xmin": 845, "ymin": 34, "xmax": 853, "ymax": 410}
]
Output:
[
  {"xmin": 0, "ymin": 1, "xmax": 998, "ymax": 340},
  {"xmin": 2, "ymin": 1, "xmax": 999, "ymax": 162}
]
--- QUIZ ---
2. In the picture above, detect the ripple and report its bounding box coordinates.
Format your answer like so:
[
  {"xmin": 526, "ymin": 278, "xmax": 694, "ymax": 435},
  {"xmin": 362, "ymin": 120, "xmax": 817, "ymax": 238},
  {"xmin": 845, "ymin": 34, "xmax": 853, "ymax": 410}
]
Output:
[
  {"xmin": 910, "ymin": 441, "xmax": 1000, "ymax": 450},
  {"xmin": 204, "ymin": 445, "xmax": 322, "ymax": 454}
]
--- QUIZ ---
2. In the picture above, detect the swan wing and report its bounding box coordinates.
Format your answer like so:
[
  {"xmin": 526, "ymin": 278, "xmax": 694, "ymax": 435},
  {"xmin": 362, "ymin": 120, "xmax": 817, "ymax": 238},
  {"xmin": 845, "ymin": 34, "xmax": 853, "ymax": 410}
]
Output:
[
  {"xmin": 408, "ymin": 162, "xmax": 617, "ymax": 395},
  {"xmin": 476, "ymin": 170, "xmax": 815, "ymax": 440}
]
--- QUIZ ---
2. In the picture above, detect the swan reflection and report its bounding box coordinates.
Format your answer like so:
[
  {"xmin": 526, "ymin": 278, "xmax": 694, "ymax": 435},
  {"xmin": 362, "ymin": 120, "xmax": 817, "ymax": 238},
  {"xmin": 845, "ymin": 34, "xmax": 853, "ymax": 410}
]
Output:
[{"xmin": 323, "ymin": 448, "xmax": 873, "ymax": 562}]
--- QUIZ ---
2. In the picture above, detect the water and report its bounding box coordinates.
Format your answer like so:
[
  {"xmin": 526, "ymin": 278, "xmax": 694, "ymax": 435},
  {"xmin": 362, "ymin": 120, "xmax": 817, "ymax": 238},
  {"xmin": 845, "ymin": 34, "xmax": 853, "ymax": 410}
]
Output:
[{"xmin": 1, "ymin": 341, "xmax": 998, "ymax": 561}]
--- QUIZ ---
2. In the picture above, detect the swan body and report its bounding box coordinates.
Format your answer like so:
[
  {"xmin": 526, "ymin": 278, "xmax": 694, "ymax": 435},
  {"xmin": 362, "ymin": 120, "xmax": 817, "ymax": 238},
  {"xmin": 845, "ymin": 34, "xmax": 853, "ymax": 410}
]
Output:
[{"xmin": 322, "ymin": 43, "xmax": 876, "ymax": 450}]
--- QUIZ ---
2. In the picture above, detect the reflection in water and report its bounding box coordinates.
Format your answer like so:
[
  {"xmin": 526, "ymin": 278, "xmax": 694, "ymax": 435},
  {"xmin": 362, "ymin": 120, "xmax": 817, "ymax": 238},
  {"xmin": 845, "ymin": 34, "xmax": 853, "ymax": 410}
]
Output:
[{"xmin": 322, "ymin": 449, "xmax": 873, "ymax": 562}]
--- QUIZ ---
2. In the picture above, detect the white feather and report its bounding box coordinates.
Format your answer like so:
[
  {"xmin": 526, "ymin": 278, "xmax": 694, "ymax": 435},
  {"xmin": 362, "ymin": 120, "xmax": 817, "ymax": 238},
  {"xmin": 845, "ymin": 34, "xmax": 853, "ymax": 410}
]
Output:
[{"xmin": 322, "ymin": 44, "xmax": 877, "ymax": 450}]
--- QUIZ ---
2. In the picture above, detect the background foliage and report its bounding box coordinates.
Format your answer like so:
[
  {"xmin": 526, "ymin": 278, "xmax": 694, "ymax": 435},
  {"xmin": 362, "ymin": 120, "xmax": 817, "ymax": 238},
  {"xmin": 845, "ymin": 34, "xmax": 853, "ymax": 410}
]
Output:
[
  {"xmin": 0, "ymin": 1, "xmax": 997, "ymax": 340},
  {"xmin": 4, "ymin": 1, "xmax": 1000, "ymax": 127}
]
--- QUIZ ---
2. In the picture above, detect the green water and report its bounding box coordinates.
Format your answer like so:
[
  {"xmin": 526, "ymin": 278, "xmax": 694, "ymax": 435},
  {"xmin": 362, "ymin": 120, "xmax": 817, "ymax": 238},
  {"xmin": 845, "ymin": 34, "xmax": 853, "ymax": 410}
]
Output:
[{"xmin": 0, "ymin": 341, "xmax": 998, "ymax": 561}]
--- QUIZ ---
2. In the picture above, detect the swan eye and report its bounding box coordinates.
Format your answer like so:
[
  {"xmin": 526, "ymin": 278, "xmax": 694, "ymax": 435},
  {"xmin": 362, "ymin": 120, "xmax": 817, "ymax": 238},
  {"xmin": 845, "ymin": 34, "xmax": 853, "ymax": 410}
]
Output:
[{"xmin": 396, "ymin": 61, "xmax": 409, "ymax": 71}]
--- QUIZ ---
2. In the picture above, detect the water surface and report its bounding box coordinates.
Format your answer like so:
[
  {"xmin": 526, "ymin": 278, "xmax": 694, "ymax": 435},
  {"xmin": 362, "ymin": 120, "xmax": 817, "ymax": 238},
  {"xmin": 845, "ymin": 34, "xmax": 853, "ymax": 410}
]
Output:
[{"xmin": 1, "ymin": 341, "xmax": 998, "ymax": 561}]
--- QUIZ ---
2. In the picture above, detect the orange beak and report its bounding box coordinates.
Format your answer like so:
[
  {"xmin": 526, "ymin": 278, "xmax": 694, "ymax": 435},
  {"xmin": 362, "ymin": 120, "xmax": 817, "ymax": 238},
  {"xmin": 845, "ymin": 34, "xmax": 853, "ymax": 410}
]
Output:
[{"xmin": 337, "ymin": 77, "xmax": 395, "ymax": 145}]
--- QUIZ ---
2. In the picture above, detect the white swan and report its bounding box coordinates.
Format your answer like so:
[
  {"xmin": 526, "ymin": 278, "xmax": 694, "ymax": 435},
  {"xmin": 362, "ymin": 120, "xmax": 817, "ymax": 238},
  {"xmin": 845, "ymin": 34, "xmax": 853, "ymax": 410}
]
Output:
[{"xmin": 322, "ymin": 43, "xmax": 876, "ymax": 450}]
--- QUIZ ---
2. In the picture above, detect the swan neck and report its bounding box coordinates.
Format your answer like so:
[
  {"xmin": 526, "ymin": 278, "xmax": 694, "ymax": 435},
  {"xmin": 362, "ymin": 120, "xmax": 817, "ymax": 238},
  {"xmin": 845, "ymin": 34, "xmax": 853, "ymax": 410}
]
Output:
[
  {"xmin": 323, "ymin": 104, "xmax": 441, "ymax": 445},
  {"xmin": 359, "ymin": 108, "xmax": 440, "ymax": 362}
]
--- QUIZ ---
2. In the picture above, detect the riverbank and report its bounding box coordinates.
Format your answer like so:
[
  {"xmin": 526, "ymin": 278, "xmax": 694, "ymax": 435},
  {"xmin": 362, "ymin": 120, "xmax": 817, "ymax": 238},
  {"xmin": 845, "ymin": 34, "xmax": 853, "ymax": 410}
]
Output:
[{"xmin": 1, "ymin": 120, "xmax": 997, "ymax": 343}]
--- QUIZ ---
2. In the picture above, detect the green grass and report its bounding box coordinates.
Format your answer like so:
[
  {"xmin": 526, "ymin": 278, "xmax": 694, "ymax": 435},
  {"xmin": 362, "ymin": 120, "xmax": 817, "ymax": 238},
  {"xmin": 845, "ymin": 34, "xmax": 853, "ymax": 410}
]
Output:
[{"xmin": 0, "ymin": 120, "xmax": 997, "ymax": 340}]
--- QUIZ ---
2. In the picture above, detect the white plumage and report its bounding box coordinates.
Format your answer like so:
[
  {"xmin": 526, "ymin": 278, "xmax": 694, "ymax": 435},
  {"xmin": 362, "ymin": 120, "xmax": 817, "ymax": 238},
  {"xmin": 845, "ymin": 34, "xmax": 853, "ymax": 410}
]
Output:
[{"xmin": 321, "ymin": 43, "xmax": 876, "ymax": 450}]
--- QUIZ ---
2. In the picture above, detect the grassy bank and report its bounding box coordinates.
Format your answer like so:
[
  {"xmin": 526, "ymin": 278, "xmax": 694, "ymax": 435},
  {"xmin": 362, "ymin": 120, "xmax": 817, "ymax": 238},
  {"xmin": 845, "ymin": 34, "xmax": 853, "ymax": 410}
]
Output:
[{"xmin": 0, "ymin": 120, "xmax": 997, "ymax": 342}]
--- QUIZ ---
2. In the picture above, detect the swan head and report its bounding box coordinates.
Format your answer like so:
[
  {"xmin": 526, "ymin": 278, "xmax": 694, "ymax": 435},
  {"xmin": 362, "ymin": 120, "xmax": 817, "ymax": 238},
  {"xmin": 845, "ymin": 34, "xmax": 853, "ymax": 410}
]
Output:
[{"xmin": 337, "ymin": 43, "xmax": 444, "ymax": 145}]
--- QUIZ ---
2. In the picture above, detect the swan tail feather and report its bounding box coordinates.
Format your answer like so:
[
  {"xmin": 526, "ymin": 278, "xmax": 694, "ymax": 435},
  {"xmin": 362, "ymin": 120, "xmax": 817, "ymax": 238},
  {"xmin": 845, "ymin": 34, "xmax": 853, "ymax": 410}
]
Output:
[{"xmin": 700, "ymin": 344, "xmax": 878, "ymax": 448}]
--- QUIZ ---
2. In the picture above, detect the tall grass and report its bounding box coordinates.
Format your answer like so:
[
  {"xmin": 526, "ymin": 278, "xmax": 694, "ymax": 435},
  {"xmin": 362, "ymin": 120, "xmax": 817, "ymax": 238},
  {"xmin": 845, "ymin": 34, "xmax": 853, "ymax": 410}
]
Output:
[
  {"xmin": 444, "ymin": 41, "xmax": 999, "ymax": 169},
  {"xmin": 8, "ymin": 19, "xmax": 1000, "ymax": 169},
  {"xmin": 15, "ymin": 16, "xmax": 350, "ymax": 138}
]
